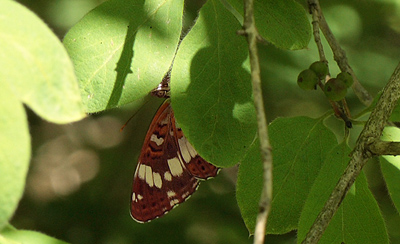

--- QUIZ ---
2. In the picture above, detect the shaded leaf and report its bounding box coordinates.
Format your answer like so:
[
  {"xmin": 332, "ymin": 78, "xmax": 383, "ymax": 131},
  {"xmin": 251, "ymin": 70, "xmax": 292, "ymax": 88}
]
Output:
[
  {"xmin": 171, "ymin": 0, "xmax": 257, "ymax": 167},
  {"xmin": 237, "ymin": 116, "xmax": 337, "ymax": 234},
  {"xmin": 236, "ymin": 139, "xmax": 262, "ymax": 234},
  {"xmin": 390, "ymin": 99, "xmax": 400, "ymax": 122},
  {"xmin": 298, "ymin": 143, "xmax": 388, "ymax": 244},
  {"xmin": 226, "ymin": 0, "xmax": 311, "ymax": 50}
]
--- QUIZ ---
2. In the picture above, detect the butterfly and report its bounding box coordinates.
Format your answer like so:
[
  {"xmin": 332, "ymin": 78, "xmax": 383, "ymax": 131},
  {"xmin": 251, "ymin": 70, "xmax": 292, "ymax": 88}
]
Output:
[{"xmin": 130, "ymin": 76, "xmax": 219, "ymax": 223}]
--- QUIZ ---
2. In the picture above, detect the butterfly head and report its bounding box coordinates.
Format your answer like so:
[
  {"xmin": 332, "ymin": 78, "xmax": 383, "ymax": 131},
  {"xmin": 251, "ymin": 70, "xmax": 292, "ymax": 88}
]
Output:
[{"xmin": 151, "ymin": 74, "xmax": 171, "ymax": 98}]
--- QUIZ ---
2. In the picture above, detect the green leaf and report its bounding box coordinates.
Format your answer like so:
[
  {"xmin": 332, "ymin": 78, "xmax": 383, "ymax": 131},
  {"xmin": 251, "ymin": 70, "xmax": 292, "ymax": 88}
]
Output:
[
  {"xmin": 381, "ymin": 127, "xmax": 400, "ymax": 213},
  {"xmin": 226, "ymin": 0, "xmax": 311, "ymax": 50},
  {"xmin": 355, "ymin": 91, "xmax": 380, "ymax": 119},
  {"xmin": 0, "ymin": 225, "xmax": 68, "ymax": 244},
  {"xmin": 390, "ymin": 100, "xmax": 400, "ymax": 122},
  {"xmin": 0, "ymin": 0, "xmax": 85, "ymax": 123},
  {"xmin": 236, "ymin": 139, "xmax": 262, "ymax": 234},
  {"xmin": 64, "ymin": 0, "xmax": 184, "ymax": 113},
  {"xmin": 0, "ymin": 83, "xmax": 30, "ymax": 230},
  {"xmin": 381, "ymin": 157, "xmax": 400, "ymax": 214},
  {"xmin": 170, "ymin": 0, "xmax": 257, "ymax": 167},
  {"xmin": 237, "ymin": 116, "xmax": 337, "ymax": 234},
  {"xmin": 298, "ymin": 143, "xmax": 388, "ymax": 244}
]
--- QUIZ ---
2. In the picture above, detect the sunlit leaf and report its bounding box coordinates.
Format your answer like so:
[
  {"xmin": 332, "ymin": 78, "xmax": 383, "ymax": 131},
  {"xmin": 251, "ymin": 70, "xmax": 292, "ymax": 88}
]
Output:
[
  {"xmin": 0, "ymin": 84, "xmax": 30, "ymax": 230},
  {"xmin": 64, "ymin": 0, "xmax": 184, "ymax": 112},
  {"xmin": 381, "ymin": 127, "xmax": 400, "ymax": 213},
  {"xmin": 171, "ymin": 0, "xmax": 257, "ymax": 167},
  {"xmin": 0, "ymin": 225, "xmax": 68, "ymax": 244},
  {"xmin": 0, "ymin": 0, "xmax": 85, "ymax": 123}
]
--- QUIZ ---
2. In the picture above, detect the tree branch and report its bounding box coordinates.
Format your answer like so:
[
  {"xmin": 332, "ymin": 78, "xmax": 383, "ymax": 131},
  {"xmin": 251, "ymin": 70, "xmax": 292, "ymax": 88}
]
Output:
[
  {"xmin": 370, "ymin": 140, "xmax": 400, "ymax": 156},
  {"xmin": 302, "ymin": 61, "xmax": 400, "ymax": 243},
  {"xmin": 239, "ymin": 0, "xmax": 273, "ymax": 243}
]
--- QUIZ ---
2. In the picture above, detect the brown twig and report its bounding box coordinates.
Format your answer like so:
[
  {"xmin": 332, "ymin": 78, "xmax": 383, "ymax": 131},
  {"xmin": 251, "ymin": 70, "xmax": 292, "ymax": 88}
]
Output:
[
  {"xmin": 238, "ymin": 0, "xmax": 273, "ymax": 243},
  {"xmin": 309, "ymin": 3, "xmax": 326, "ymax": 62}
]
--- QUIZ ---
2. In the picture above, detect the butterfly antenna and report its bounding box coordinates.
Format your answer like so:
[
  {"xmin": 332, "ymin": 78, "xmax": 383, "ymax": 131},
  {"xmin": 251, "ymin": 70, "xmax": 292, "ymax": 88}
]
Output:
[
  {"xmin": 120, "ymin": 98, "xmax": 151, "ymax": 132},
  {"xmin": 123, "ymin": 71, "xmax": 171, "ymax": 132}
]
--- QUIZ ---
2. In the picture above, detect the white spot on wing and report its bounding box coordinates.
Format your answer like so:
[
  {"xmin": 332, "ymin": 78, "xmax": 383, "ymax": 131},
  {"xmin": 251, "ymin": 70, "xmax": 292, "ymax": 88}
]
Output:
[
  {"xmin": 137, "ymin": 194, "xmax": 143, "ymax": 200},
  {"xmin": 178, "ymin": 138, "xmax": 191, "ymax": 163},
  {"xmin": 167, "ymin": 191, "xmax": 176, "ymax": 198},
  {"xmin": 150, "ymin": 134, "xmax": 164, "ymax": 146},
  {"xmin": 168, "ymin": 157, "xmax": 183, "ymax": 176},
  {"xmin": 138, "ymin": 163, "xmax": 145, "ymax": 180},
  {"xmin": 145, "ymin": 165, "xmax": 154, "ymax": 187},
  {"xmin": 170, "ymin": 199, "xmax": 180, "ymax": 206},
  {"xmin": 132, "ymin": 193, "xmax": 136, "ymax": 201},
  {"xmin": 182, "ymin": 191, "xmax": 190, "ymax": 199},
  {"xmin": 153, "ymin": 172, "xmax": 162, "ymax": 188},
  {"xmin": 160, "ymin": 117, "xmax": 168, "ymax": 125},
  {"xmin": 164, "ymin": 171, "xmax": 172, "ymax": 181},
  {"xmin": 186, "ymin": 140, "xmax": 198, "ymax": 158}
]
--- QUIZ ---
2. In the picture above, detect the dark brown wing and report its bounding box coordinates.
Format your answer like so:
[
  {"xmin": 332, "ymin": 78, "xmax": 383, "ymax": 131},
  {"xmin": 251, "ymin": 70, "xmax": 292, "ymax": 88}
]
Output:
[{"xmin": 130, "ymin": 101, "xmax": 199, "ymax": 223}]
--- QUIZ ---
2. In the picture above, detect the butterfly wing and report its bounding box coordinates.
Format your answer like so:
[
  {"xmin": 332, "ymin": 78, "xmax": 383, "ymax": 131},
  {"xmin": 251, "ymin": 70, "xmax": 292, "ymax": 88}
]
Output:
[
  {"xmin": 131, "ymin": 101, "xmax": 199, "ymax": 223},
  {"xmin": 170, "ymin": 111, "xmax": 219, "ymax": 179}
]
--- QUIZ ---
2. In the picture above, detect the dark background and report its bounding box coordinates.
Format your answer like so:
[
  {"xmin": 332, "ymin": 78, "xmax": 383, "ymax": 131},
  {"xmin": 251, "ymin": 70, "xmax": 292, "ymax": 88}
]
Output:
[{"xmin": 11, "ymin": 0, "xmax": 400, "ymax": 243}]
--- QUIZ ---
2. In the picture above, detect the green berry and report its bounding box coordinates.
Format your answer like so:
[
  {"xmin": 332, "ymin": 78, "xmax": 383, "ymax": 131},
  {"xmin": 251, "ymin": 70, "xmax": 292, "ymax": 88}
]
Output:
[
  {"xmin": 324, "ymin": 78, "xmax": 347, "ymax": 101},
  {"xmin": 309, "ymin": 61, "xmax": 329, "ymax": 79},
  {"xmin": 297, "ymin": 69, "xmax": 319, "ymax": 90},
  {"xmin": 337, "ymin": 72, "xmax": 354, "ymax": 88}
]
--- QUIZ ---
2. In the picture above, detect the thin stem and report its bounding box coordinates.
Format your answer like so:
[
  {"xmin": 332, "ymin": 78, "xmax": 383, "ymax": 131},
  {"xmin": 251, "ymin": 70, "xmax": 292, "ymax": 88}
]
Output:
[
  {"xmin": 309, "ymin": 3, "xmax": 326, "ymax": 62},
  {"xmin": 240, "ymin": 0, "xmax": 273, "ymax": 243}
]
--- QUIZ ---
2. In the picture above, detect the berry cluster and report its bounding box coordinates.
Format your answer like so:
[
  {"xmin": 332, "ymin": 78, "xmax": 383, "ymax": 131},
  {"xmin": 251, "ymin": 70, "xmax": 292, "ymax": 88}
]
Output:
[{"xmin": 297, "ymin": 61, "xmax": 354, "ymax": 101}]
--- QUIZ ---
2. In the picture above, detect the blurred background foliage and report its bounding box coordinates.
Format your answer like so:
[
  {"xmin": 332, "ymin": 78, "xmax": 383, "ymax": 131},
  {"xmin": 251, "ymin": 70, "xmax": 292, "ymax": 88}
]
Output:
[{"xmin": 10, "ymin": 0, "xmax": 400, "ymax": 243}]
